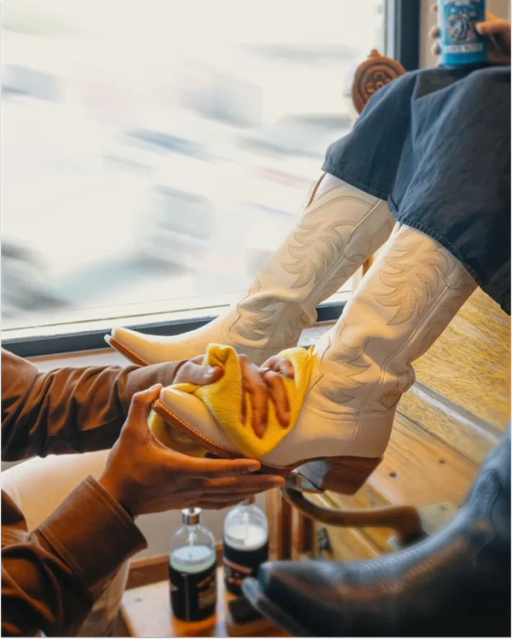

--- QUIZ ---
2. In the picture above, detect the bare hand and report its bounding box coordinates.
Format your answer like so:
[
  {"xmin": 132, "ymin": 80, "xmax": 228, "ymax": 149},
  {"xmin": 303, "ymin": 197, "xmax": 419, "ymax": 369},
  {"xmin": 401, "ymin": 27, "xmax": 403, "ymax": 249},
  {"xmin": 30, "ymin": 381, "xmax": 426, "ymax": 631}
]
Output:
[
  {"xmin": 430, "ymin": 4, "xmax": 511, "ymax": 65},
  {"xmin": 176, "ymin": 353, "xmax": 294, "ymax": 440},
  {"xmin": 174, "ymin": 355, "xmax": 223, "ymax": 386},
  {"xmin": 99, "ymin": 386, "xmax": 284, "ymax": 517},
  {"xmin": 476, "ymin": 19, "xmax": 511, "ymax": 65},
  {"xmin": 240, "ymin": 353, "xmax": 293, "ymax": 439},
  {"xmin": 259, "ymin": 356, "xmax": 295, "ymax": 433}
]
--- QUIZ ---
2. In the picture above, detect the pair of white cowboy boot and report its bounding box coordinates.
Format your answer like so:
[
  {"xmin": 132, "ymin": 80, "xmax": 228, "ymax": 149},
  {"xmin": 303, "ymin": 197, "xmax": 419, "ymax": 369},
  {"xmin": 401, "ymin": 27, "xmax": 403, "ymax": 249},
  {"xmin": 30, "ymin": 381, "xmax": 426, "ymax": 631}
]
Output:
[{"xmin": 107, "ymin": 174, "xmax": 476, "ymax": 493}]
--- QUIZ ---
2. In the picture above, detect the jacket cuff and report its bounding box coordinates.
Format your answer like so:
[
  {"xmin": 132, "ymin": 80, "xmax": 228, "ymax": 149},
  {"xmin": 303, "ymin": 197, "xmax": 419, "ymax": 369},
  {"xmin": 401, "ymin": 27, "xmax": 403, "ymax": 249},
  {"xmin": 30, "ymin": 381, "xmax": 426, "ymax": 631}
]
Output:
[{"xmin": 38, "ymin": 476, "xmax": 147, "ymax": 593}]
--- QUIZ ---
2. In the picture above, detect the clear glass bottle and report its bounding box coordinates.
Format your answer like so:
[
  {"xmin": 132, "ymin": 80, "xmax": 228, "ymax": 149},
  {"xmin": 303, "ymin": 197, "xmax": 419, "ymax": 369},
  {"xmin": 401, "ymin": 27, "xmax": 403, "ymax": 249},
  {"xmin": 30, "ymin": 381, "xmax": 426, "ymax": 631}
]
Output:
[
  {"xmin": 169, "ymin": 508, "xmax": 217, "ymax": 621},
  {"xmin": 223, "ymin": 497, "xmax": 269, "ymax": 596}
]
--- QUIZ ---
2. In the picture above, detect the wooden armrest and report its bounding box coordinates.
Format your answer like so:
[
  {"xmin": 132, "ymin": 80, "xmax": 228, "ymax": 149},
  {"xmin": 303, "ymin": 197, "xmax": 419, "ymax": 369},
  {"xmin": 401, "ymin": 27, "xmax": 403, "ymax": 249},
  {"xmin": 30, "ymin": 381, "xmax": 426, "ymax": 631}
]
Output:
[{"xmin": 281, "ymin": 487, "xmax": 425, "ymax": 546}]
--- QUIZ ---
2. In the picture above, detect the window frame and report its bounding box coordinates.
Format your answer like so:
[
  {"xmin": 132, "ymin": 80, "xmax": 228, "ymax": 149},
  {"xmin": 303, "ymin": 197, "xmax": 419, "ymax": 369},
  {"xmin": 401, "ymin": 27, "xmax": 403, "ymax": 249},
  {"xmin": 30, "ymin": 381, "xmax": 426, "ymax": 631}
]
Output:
[
  {"xmin": 3, "ymin": 0, "xmax": 421, "ymax": 358},
  {"xmin": 385, "ymin": 0, "xmax": 422, "ymax": 71}
]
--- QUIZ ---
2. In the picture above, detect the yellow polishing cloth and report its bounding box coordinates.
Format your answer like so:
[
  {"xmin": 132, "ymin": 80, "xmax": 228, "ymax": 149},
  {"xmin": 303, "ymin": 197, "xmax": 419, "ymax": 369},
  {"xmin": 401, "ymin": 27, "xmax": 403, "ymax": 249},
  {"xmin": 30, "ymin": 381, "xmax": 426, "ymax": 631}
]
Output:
[{"xmin": 149, "ymin": 344, "xmax": 314, "ymax": 459}]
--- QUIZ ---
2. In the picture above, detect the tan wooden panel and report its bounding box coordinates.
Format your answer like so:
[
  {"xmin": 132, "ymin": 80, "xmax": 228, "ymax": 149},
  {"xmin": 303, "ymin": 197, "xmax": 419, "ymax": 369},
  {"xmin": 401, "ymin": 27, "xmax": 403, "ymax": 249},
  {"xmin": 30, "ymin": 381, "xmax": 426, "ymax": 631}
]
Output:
[
  {"xmin": 330, "ymin": 415, "xmax": 478, "ymax": 510},
  {"xmin": 313, "ymin": 520, "xmax": 381, "ymax": 562},
  {"xmin": 318, "ymin": 414, "xmax": 479, "ymax": 554},
  {"xmin": 398, "ymin": 384, "xmax": 498, "ymax": 464},
  {"xmin": 413, "ymin": 289, "xmax": 510, "ymax": 429}
]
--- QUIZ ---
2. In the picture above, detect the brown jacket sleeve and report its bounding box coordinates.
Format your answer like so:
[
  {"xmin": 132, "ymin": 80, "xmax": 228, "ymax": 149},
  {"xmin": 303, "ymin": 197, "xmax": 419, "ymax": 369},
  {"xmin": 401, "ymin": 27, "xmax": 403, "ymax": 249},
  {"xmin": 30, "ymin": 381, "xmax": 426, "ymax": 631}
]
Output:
[
  {"xmin": 1, "ymin": 347, "xmax": 186, "ymax": 636},
  {"xmin": 2, "ymin": 479, "xmax": 147, "ymax": 637},
  {"xmin": 1, "ymin": 347, "xmax": 184, "ymax": 460}
]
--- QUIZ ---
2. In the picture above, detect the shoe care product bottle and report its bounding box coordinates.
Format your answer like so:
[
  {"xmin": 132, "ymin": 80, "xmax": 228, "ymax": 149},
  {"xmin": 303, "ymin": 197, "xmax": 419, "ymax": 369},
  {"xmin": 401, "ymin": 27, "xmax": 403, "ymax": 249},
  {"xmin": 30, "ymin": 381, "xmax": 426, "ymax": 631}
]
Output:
[
  {"xmin": 439, "ymin": 1, "xmax": 487, "ymax": 68},
  {"xmin": 169, "ymin": 508, "xmax": 217, "ymax": 621},
  {"xmin": 223, "ymin": 497, "xmax": 269, "ymax": 596}
]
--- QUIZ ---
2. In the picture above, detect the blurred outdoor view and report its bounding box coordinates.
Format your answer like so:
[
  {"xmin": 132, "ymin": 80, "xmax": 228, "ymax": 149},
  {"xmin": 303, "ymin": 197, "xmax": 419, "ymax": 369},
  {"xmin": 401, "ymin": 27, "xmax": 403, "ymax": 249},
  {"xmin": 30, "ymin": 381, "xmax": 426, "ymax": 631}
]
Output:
[{"xmin": 2, "ymin": 0, "xmax": 384, "ymax": 334}]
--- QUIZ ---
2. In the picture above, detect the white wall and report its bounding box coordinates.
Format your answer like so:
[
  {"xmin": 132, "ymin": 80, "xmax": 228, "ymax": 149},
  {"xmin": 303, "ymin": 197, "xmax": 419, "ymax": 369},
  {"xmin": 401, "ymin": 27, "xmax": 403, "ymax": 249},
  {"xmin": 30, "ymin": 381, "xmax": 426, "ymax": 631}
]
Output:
[{"xmin": 421, "ymin": 0, "xmax": 511, "ymax": 68}]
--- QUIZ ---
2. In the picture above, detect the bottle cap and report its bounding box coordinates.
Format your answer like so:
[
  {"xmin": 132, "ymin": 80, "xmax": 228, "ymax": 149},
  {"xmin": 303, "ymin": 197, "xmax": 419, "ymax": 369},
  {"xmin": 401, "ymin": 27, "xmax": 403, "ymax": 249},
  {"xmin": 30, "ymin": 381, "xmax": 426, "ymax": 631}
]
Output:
[
  {"xmin": 182, "ymin": 507, "xmax": 201, "ymax": 525},
  {"xmin": 241, "ymin": 496, "xmax": 255, "ymax": 506}
]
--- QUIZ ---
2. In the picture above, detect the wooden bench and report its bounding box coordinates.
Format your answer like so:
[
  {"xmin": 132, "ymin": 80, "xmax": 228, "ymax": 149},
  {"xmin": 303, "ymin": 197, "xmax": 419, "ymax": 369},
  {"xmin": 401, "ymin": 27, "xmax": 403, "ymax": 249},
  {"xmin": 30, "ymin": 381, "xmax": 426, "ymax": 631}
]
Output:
[{"xmin": 267, "ymin": 51, "xmax": 511, "ymax": 562}]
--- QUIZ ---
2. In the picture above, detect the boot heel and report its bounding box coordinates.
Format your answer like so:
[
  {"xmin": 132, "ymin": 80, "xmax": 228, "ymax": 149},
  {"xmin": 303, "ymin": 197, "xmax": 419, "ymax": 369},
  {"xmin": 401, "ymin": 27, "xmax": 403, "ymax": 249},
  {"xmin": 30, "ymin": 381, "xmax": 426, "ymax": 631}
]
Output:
[{"xmin": 296, "ymin": 456, "xmax": 382, "ymax": 495}]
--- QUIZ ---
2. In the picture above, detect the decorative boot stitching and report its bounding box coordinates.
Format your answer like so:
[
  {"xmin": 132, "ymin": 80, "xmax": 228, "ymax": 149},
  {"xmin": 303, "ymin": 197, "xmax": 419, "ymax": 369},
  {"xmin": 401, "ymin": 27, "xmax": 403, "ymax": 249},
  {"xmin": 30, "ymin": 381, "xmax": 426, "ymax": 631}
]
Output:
[
  {"xmin": 235, "ymin": 197, "xmax": 392, "ymax": 347},
  {"xmin": 373, "ymin": 228, "xmax": 451, "ymax": 326},
  {"xmin": 316, "ymin": 320, "xmax": 371, "ymax": 406},
  {"xmin": 282, "ymin": 195, "xmax": 387, "ymax": 290}
]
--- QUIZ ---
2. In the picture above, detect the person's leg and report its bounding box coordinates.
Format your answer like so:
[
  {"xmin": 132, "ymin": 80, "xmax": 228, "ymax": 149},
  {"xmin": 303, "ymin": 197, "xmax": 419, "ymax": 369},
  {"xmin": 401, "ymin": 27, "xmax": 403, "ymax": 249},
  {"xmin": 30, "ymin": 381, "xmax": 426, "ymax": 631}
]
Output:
[
  {"xmin": 278, "ymin": 223, "xmax": 477, "ymax": 463},
  {"xmin": 2, "ymin": 451, "xmax": 130, "ymax": 637},
  {"xmin": 108, "ymin": 174, "xmax": 395, "ymax": 366},
  {"xmin": 242, "ymin": 426, "xmax": 511, "ymax": 637},
  {"xmin": 157, "ymin": 224, "xmax": 477, "ymax": 483}
]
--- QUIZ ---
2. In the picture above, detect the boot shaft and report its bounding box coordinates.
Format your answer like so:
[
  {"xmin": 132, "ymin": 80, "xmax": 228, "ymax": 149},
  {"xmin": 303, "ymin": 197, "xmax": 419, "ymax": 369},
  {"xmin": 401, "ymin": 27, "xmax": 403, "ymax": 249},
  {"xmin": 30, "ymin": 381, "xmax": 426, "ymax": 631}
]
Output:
[
  {"xmin": 312, "ymin": 225, "xmax": 477, "ymax": 418},
  {"xmin": 233, "ymin": 178, "xmax": 394, "ymax": 349}
]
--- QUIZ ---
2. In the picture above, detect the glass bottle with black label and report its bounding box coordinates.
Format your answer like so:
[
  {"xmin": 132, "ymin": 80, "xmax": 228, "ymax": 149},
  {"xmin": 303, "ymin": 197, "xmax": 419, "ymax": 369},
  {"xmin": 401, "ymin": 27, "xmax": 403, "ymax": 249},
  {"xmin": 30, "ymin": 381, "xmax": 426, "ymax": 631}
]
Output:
[
  {"xmin": 223, "ymin": 497, "xmax": 269, "ymax": 596},
  {"xmin": 169, "ymin": 508, "xmax": 217, "ymax": 621}
]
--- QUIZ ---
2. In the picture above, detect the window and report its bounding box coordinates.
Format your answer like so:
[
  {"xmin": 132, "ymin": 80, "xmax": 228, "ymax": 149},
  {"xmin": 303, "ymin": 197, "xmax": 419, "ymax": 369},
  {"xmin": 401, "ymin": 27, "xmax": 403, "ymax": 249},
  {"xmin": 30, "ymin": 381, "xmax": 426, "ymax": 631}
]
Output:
[{"xmin": 2, "ymin": 1, "xmax": 417, "ymax": 354}]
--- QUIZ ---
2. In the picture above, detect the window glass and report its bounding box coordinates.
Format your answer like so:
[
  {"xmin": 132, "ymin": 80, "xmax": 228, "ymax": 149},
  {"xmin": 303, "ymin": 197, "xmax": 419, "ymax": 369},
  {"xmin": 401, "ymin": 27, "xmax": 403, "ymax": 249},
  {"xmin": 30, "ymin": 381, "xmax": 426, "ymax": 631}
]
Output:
[{"xmin": 2, "ymin": 0, "xmax": 385, "ymax": 334}]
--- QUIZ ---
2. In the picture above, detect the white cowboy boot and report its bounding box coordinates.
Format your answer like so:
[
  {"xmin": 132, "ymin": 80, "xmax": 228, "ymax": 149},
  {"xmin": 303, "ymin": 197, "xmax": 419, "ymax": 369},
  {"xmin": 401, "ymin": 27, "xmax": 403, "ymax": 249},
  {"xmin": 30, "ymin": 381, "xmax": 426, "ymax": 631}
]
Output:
[
  {"xmin": 153, "ymin": 225, "xmax": 477, "ymax": 494},
  {"xmin": 107, "ymin": 175, "xmax": 394, "ymax": 366}
]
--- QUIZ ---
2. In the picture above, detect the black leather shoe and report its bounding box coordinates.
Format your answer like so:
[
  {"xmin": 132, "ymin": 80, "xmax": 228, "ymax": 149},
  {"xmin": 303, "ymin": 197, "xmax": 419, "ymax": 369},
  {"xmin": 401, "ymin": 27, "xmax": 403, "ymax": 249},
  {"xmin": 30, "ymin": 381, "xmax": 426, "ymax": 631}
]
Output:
[{"xmin": 243, "ymin": 429, "xmax": 511, "ymax": 637}]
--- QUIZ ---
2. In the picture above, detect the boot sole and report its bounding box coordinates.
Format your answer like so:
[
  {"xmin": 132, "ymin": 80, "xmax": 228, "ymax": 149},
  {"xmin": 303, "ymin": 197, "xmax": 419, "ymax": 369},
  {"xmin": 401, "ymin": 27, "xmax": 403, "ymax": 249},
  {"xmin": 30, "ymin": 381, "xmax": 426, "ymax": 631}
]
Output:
[
  {"xmin": 105, "ymin": 335, "xmax": 151, "ymax": 366},
  {"xmin": 152, "ymin": 399, "xmax": 382, "ymax": 494},
  {"xmin": 241, "ymin": 578, "xmax": 312, "ymax": 637}
]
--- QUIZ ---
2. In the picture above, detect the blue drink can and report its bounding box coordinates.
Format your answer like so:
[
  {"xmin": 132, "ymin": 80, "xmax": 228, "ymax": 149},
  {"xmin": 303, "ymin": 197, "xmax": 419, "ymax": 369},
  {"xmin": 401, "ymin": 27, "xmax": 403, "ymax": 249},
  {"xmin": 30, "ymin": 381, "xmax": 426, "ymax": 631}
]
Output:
[{"xmin": 439, "ymin": 0, "xmax": 487, "ymax": 68}]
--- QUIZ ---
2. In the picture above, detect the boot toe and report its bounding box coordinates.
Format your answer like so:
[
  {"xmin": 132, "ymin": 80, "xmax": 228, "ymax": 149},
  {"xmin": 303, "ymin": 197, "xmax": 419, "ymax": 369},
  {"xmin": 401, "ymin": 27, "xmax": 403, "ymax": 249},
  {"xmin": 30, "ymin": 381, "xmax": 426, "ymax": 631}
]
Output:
[
  {"xmin": 110, "ymin": 327, "xmax": 160, "ymax": 365},
  {"xmin": 253, "ymin": 560, "xmax": 345, "ymax": 637}
]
